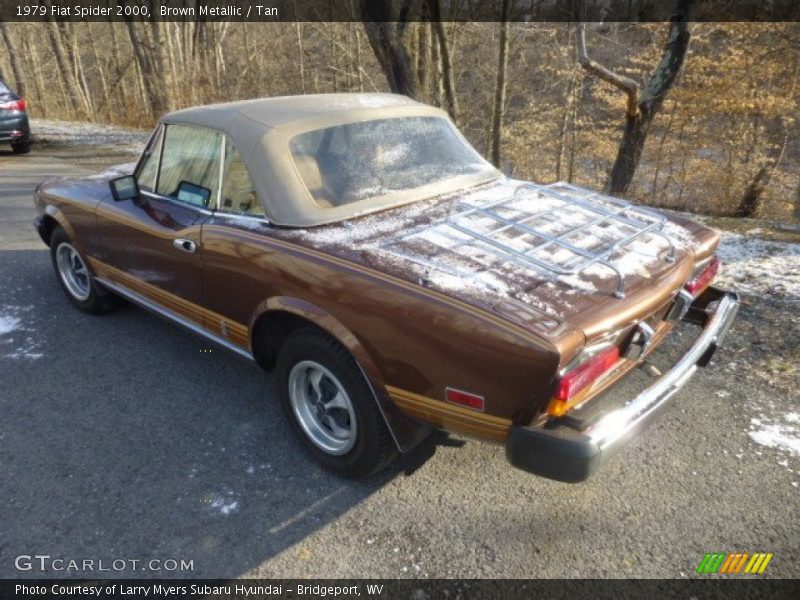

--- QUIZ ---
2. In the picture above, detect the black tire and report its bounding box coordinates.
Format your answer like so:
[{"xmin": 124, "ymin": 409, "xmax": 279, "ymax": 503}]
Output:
[
  {"xmin": 50, "ymin": 227, "xmax": 118, "ymax": 314},
  {"xmin": 276, "ymin": 328, "xmax": 397, "ymax": 478},
  {"xmin": 11, "ymin": 141, "xmax": 30, "ymax": 154}
]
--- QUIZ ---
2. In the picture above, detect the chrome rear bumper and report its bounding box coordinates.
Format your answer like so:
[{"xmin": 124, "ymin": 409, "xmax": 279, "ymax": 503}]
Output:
[{"xmin": 506, "ymin": 287, "xmax": 740, "ymax": 482}]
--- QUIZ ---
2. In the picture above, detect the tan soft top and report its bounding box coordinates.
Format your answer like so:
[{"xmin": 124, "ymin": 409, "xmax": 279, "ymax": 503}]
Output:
[{"xmin": 160, "ymin": 94, "xmax": 499, "ymax": 227}]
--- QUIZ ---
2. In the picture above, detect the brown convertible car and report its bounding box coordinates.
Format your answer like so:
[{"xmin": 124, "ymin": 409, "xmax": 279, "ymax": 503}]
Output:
[{"xmin": 33, "ymin": 94, "xmax": 739, "ymax": 481}]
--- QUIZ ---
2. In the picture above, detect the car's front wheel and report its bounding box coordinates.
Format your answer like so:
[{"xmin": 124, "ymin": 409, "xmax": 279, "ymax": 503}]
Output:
[
  {"xmin": 50, "ymin": 227, "xmax": 117, "ymax": 314},
  {"xmin": 276, "ymin": 328, "xmax": 397, "ymax": 478}
]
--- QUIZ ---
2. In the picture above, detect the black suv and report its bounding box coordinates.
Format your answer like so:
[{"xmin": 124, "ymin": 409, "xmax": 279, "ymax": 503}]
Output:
[{"xmin": 0, "ymin": 79, "xmax": 31, "ymax": 154}]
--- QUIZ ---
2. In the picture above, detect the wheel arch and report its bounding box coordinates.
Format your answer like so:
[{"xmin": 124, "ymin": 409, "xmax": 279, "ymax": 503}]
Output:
[
  {"xmin": 249, "ymin": 297, "xmax": 382, "ymax": 381},
  {"xmin": 249, "ymin": 296, "xmax": 431, "ymax": 452},
  {"xmin": 41, "ymin": 205, "xmax": 78, "ymax": 247},
  {"xmin": 38, "ymin": 214, "xmax": 60, "ymax": 246}
]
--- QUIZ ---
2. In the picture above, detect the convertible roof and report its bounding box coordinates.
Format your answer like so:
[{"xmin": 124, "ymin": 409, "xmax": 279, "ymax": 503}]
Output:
[
  {"xmin": 156, "ymin": 94, "xmax": 496, "ymax": 227},
  {"xmin": 162, "ymin": 93, "xmax": 423, "ymax": 131}
]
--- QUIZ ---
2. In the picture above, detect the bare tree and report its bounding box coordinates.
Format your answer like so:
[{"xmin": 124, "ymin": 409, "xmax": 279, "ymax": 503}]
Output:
[
  {"xmin": 428, "ymin": 0, "xmax": 458, "ymax": 120},
  {"xmin": 124, "ymin": 19, "xmax": 168, "ymax": 119},
  {"xmin": 41, "ymin": 1, "xmax": 89, "ymax": 117},
  {"xmin": 0, "ymin": 22, "xmax": 25, "ymax": 95},
  {"xmin": 149, "ymin": 20, "xmax": 172, "ymax": 111},
  {"xmin": 359, "ymin": 0, "xmax": 419, "ymax": 99},
  {"xmin": 577, "ymin": 0, "xmax": 695, "ymax": 194},
  {"xmin": 736, "ymin": 128, "xmax": 789, "ymax": 217},
  {"xmin": 490, "ymin": 0, "xmax": 511, "ymax": 166}
]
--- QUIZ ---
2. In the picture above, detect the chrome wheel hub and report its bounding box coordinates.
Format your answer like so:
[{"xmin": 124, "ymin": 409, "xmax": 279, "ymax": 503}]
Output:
[
  {"xmin": 288, "ymin": 360, "xmax": 357, "ymax": 455},
  {"xmin": 56, "ymin": 243, "xmax": 91, "ymax": 301}
]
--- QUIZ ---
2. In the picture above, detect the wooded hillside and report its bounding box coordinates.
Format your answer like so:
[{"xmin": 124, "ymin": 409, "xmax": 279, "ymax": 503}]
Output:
[{"xmin": 1, "ymin": 19, "xmax": 798, "ymax": 220}]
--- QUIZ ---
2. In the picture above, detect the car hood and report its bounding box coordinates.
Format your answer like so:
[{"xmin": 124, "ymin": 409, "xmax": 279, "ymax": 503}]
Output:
[{"xmin": 277, "ymin": 178, "xmax": 719, "ymax": 344}]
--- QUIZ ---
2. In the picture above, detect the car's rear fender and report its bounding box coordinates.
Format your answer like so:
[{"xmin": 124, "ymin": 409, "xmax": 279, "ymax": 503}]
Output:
[{"xmin": 249, "ymin": 296, "xmax": 433, "ymax": 453}]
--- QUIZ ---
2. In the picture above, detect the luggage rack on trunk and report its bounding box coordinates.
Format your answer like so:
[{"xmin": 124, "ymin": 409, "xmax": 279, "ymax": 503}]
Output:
[{"xmin": 379, "ymin": 181, "xmax": 677, "ymax": 298}]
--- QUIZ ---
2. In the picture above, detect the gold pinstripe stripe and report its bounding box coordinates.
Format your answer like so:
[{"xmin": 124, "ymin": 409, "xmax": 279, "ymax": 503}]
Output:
[
  {"xmin": 386, "ymin": 385, "xmax": 511, "ymax": 442},
  {"xmin": 88, "ymin": 257, "xmax": 249, "ymax": 349}
]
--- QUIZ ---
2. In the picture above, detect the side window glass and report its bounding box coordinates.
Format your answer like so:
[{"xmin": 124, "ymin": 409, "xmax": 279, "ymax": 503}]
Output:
[
  {"xmin": 221, "ymin": 139, "xmax": 264, "ymax": 216},
  {"xmin": 156, "ymin": 125, "xmax": 221, "ymax": 208},
  {"xmin": 136, "ymin": 126, "xmax": 163, "ymax": 193}
]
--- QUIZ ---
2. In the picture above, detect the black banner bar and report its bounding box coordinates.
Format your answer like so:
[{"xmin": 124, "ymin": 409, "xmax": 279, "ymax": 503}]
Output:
[
  {"xmin": 2, "ymin": 579, "xmax": 799, "ymax": 600},
  {"xmin": 2, "ymin": 0, "xmax": 800, "ymax": 23}
]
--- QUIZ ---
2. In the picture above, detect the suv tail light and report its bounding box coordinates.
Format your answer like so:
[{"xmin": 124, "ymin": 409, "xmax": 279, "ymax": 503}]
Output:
[
  {"xmin": 0, "ymin": 99, "xmax": 26, "ymax": 111},
  {"xmin": 548, "ymin": 346, "xmax": 620, "ymax": 416},
  {"xmin": 686, "ymin": 257, "xmax": 720, "ymax": 295}
]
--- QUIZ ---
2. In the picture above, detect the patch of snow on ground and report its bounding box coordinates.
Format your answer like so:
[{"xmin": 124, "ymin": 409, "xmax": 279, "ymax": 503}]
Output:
[
  {"xmin": 205, "ymin": 491, "xmax": 240, "ymax": 516},
  {"xmin": 31, "ymin": 119, "xmax": 150, "ymax": 154},
  {"xmin": 0, "ymin": 306, "xmax": 43, "ymax": 360},
  {"xmin": 715, "ymin": 232, "xmax": 800, "ymax": 300},
  {"xmin": 748, "ymin": 416, "xmax": 800, "ymax": 457},
  {"xmin": 0, "ymin": 315, "xmax": 21, "ymax": 336}
]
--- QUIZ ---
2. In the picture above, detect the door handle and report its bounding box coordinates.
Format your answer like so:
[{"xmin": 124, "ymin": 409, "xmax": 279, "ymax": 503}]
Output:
[{"xmin": 173, "ymin": 238, "xmax": 197, "ymax": 253}]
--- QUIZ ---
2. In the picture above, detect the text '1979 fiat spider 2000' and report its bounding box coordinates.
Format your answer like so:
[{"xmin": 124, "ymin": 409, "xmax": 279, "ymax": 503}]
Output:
[{"xmin": 33, "ymin": 94, "xmax": 739, "ymax": 482}]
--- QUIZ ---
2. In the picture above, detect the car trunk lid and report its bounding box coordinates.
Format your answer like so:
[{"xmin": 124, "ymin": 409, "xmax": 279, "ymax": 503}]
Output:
[{"xmin": 277, "ymin": 178, "xmax": 715, "ymax": 344}]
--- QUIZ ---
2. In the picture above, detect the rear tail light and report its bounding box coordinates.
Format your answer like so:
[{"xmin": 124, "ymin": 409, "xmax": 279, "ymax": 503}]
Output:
[
  {"xmin": 686, "ymin": 257, "xmax": 720, "ymax": 295},
  {"xmin": 445, "ymin": 387, "xmax": 485, "ymax": 411},
  {"xmin": 549, "ymin": 346, "xmax": 620, "ymax": 416},
  {"xmin": 0, "ymin": 99, "xmax": 26, "ymax": 111}
]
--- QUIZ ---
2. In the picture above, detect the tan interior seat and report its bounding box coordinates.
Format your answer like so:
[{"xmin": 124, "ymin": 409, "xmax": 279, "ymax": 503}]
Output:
[
  {"xmin": 293, "ymin": 154, "xmax": 333, "ymax": 207},
  {"xmin": 223, "ymin": 160, "xmax": 261, "ymax": 214},
  {"xmin": 158, "ymin": 157, "xmax": 218, "ymax": 202}
]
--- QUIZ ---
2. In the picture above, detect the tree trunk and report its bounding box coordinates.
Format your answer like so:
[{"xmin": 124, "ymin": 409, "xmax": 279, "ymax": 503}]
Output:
[
  {"xmin": 43, "ymin": 8, "xmax": 86, "ymax": 116},
  {"xmin": 607, "ymin": 109, "xmax": 654, "ymax": 193},
  {"xmin": 360, "ymin": 1, "xmax": 420, "ymax": 99},
  {"xmin": 295, "ymin": 22, "xmax": 306, "ymax": 93},
  {"xmin": 490, "ymin": 0, "xmax": 511, "ymax": 167},
  {"xmin": 0, "ymin": 23, "xmax": 25, "ymax": 96},
  {"xmin": 148, "ymin": 20, "xmax": 172, "ymax": 111},
  {"xmin": 651, "ymin": 97, "xmax": 678, "ymax": 203},
  {"xmin": 416, "ymin": 23, "xmax": 430, "ymax": 100},
  {"xmin": 428, "ymin": 0, "xmax": 458, "ymax": 121},
  {"xmin": 24, "ymin": 28, "xmax": 48, "ymax": 116},
  {"xmin": 71, "ymin": 28, "xmax": 96, "ymax": 118},
  {"xmin": 106, "ymin": 20, "xmax": 129, "ymax": 118},
  {"xmin": 124, "ymin": 19, "xmax": 167, "ymax": 120},
  {"xmin": 735, "ymin": 133, "xmax": 788, "ymax": 218},
  {"xmin": 577, "ymin": 0, "xmax": 695, "ymax": 195},
  {"xmin": 567, "ymin": 75, "xmax": 583, "ymax": 182}
]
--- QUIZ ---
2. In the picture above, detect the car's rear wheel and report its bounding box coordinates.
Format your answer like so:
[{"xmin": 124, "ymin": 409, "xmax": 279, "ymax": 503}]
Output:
[
  {"xmin": 11, "ymin": 141, "xmax": 30, "ymax": 154},
  {"xmin": 50, "ymin": 227, "xmax": 117, "ymax": 314},
  {"xmin": 276, "ymin": 328, "xmax": 397, "ymax": 478}
]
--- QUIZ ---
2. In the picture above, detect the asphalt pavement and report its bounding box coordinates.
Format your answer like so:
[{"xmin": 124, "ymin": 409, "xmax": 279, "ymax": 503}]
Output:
[{"xmin": 0, "ymin": 143, "xmax": 797, "ymax": 579}]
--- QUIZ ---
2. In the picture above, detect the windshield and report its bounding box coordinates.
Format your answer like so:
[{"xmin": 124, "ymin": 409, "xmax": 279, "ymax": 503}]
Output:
[{"xmin": 289, "ymin": 116, "xmax": 498, "ymax": 208}]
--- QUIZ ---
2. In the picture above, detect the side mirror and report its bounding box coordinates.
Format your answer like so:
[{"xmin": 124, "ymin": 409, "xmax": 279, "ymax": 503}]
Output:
[
  {"xmin": 109, "ymin": 175, "xmax": 140, "ymax": 202},
  {"xmin": 176, "ymin": 180, "xmax": 212, "ymax": 207}
]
